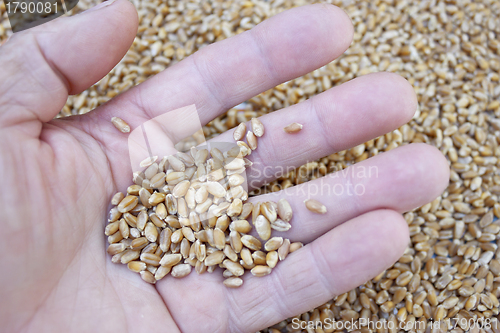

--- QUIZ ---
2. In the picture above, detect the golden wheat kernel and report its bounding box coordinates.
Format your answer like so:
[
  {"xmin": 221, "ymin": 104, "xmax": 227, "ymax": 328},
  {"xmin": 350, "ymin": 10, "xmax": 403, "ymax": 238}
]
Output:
[
  {"xmin": 304, "ymin": 199, "xmax": 327, "ymax": 214},
  {"xmin": 223, "ymin": 277, "xmax": 243, "ymax": 288},
  {"xmin": 117, "ymin": 195, "xmax": 139, "ymax": 213},
  {"xmin": 270, "ymin": 219, "xmax": 291, "ymax": 232},
  {"xmin": 171, "ymin": 264, "xmax": 192, "ymax": 278},
  {"xmin": 140, "ymin": 270, "xmax": 156, "ymax": 284},
  {"xmin": 251, "ymin": 118, "xmax": 264, "ymax": 137},
  {"xmin": 105, "ymin": 221, "xmax": 119, "ymax": 236},
  {"xmin": 111, "ymin": 192, "xmax": 124, "ymax": 205},
  {"xmin": 289, "ymin": 242, "xmax": 303, "ymax": 253},
  {"xmin": 233, "ymin": 122, "xmax": 246, "ymax": 141},
  {"xmin": 107, "ymin": 243, "xmax": 126, "ymax": 255},
  {"xmin": 223, "ymin": 259, "xmax": 244, "ymax": 277},
  {"xmin": 246, "ymin": 131, "xmax": 258, "ymax": 150},
  {"xmin": 111, "ymin": 116, "xmax": 131, "ymax": 133},
  {"xmin": 266, "ymin": 251, "xmax": 279, "ymax": 268},
  {"xmin": 140, "ymin": 156, "xmax": 158, "ymax": 168},
  {"xmin": 229, "ymin": 219, "xmax": 252, "ymax": 234},
  {"xmin": 128, "ymin": 261, "xmax": 147, "ymax": 273},
  {"xmin": 254, "ymin": 215, "xmax": 271, "ymax": 241},
  {"xmin": 168, "ymin": 155, "xmax": 186, "ymax": 172},
  {"xmin": 155, "ymin": 265, "xmax": 171, "ymax": 281},
  {"xmin": 251, "ymin": 265, "xmax": 272, "ymax": 277},
  {"xmin": 204, "ymin": 250, "xmax": 225, "ymax": 266},
  {"xmin": 283, "ymin": 122, "xmax": 303, "ymax": 133},
  {"xmin": 252, "ymin": 251, "xmax": 267, "ymax": 265},
  {"xmin": 265, "ymin": 237, "xmax": 284, "ymax": 252},
  {"xmin": 108, "ymin": 207, "xmax": 121, "ymax": 222},
  {"xmin": 277, "ymin": 198, "xmax": 293, "ymax": 222}
]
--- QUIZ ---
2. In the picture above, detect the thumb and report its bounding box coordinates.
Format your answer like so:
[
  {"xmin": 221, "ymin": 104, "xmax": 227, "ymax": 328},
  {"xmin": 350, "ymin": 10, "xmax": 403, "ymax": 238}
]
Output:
[{"xmin": 0, "ymin": 0, "xmax": 138, "ymax": 129}]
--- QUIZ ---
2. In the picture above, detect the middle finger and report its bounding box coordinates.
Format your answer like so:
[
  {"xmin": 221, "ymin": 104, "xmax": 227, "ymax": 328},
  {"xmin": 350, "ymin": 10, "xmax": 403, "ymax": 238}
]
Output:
[
  {"xmin": 247, "ymin": 143, "xmax": 450, "ymax": 244},
  {"xmin": 209, "ymin": 72, "xmax": 417, "ymax": 189}
]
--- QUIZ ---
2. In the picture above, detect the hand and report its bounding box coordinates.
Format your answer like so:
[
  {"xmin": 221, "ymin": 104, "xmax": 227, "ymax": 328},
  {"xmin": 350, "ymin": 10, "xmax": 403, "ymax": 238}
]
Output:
[{"xmin": 0, "ymin": 1, "xmax": 449, "ymax": 332}]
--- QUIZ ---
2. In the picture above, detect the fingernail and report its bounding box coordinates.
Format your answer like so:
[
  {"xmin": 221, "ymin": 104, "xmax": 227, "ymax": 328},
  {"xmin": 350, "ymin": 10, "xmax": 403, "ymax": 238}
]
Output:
[{"xmin": 86, "ymin": 0, "xmax": 118, "ymax": 13}]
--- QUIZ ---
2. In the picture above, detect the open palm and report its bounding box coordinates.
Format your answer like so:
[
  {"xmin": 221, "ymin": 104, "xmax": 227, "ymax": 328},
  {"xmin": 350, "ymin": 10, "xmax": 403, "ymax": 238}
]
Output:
[{"xmin": 0, "ymin": 2, "xmax": 449, "ymax": 332}]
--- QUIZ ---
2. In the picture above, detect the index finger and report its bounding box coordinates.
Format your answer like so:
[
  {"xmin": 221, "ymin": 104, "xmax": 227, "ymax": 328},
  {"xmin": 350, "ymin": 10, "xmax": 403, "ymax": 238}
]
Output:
[{"xmin": 84, "ymin": 4, "xmax": 353, "ymax": 137}]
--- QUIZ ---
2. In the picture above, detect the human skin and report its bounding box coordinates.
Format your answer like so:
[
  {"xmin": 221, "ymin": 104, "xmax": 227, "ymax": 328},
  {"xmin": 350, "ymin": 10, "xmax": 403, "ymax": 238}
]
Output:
[{"xmin": 0, "ymin": 1, "xmax": 449, "ymax": 332}]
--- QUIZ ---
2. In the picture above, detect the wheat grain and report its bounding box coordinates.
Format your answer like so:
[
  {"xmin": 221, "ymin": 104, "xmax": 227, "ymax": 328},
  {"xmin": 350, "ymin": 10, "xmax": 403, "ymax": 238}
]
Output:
[
  {"xmin": 277, "ymin": 198, "xmax": 293, "ymax": 222},
  {"xmin": 265, "ymin": 237, "xmax": 284, "ymax": 252},
  {"xmin": 246, "ymin": 131, "xmax": 258, "ymax": 150},
  {"xmin": 283, "ymin": 122, "xmax": 303, "ymax": 133},
  {"xmin": 233, "ymin": 122, "xmax": 247, "ymax": 141},
  {"xmin": 224, "ymin": 277, "xmax": 244, "ymax": 288},
  {"xmin": 171, "ymin": 264, "xmax": 192, "ymax": 278},
  {"xmin": 241, "ymin": 235, "xmax": 262, "ymax": 251},
  {"xmin": 255, "ymin": 215, "xmax": 271, "ymax": 241},
  {"xmin": 205, "ymin": 251, "xmax": 225, "ymax": 266},
  {"xmin": 266, "ymin": 251, "xmax": 278, "ymax": 268},
  {"xmin": 111, "ymin": 117, "xmax": 130, "ymax": 133},
  {"xmin": 289, "ymin": 242, "xmax": 303, "ymax": 253},
  {"xmin": 304, "ymin": 199, "xmax": 327, "ymax": 214},
  {"xmin": 251, "ymin": 265, "xmax": 272, "ymax": 277},
  {"xmin": 117, "ymin": 195, "xmax": 138, "ymax": 213},
  {"xmin": 251, "ymin": 118, "xmax": 264, "ymax": 137}
]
